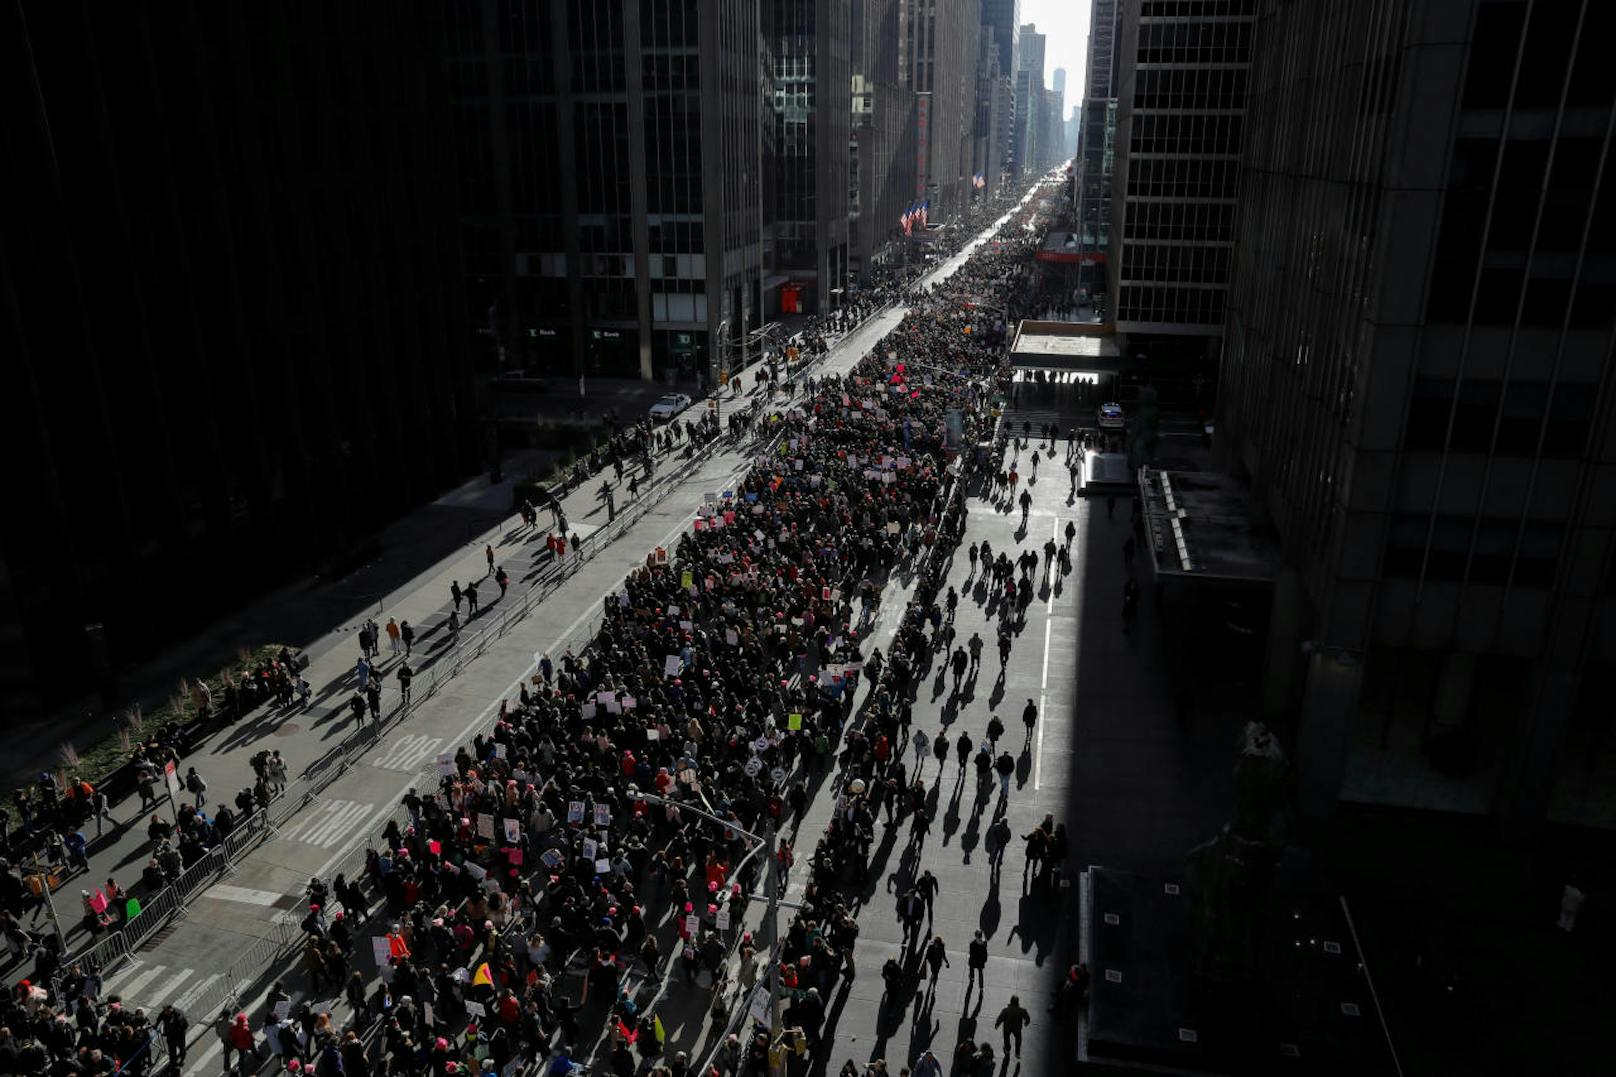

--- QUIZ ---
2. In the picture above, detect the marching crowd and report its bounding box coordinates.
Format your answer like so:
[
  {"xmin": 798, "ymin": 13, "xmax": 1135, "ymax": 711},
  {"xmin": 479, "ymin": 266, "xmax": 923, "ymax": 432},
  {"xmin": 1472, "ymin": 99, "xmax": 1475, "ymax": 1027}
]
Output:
[{"xmin": 0, "ymin": 185, "xmax": 1062, "ymax": 1077}]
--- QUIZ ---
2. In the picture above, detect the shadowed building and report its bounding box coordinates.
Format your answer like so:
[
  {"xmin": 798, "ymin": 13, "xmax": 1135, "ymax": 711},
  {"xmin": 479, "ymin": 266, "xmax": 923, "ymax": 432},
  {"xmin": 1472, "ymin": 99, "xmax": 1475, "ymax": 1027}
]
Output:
[
  {"xmin": 1216, "ymin": 0, "xmax": 1616, "ymax": 834},
  {"xmin": 0, "ymin": 1, "xmax": 476, "ymax": 722}
]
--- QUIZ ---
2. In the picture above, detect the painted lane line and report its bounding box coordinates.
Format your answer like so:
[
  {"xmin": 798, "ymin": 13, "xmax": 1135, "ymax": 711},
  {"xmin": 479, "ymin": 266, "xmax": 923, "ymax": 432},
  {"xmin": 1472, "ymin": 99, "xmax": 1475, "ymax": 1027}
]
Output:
[
  {"xmin": 1035, "ymin": 515, "xmax": 1058, "ymax": 789},
  {"xmin": 115, "ymin": 964, "xmax": 167, "ymax": 1001},
  {"xmin": 173, "ymin": 972, "xmax": 222, "ymax": 1012},
  {"xmin": 206, "ymin": 884, "xmax": 289, "ymax": 907},
  {"xmin": 143, "ymin": 967, "xmax": 194, "ymax": 1007}
]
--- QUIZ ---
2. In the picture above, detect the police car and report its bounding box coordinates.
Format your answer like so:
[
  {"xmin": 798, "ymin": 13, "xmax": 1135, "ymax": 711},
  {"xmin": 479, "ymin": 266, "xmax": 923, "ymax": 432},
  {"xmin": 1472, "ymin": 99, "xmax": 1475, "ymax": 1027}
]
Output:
[{"xmin": 1098, "ymin": 402, "xmax": 1125, "ymax": 429}]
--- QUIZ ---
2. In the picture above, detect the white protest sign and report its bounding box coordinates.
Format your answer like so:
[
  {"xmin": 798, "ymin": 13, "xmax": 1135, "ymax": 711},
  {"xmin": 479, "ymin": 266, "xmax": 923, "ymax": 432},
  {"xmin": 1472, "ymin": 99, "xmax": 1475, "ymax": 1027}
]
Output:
[
  {"xmin": 504, "ymin": 818, "xmax": 520, "ymax": 843},
  {"xmin": 748, "ymin": 986, "xmax": 771, "ymax": 1024},
  {"xmin": 594, "ymin": 804, "xmax": 612, "ymax": 826}
]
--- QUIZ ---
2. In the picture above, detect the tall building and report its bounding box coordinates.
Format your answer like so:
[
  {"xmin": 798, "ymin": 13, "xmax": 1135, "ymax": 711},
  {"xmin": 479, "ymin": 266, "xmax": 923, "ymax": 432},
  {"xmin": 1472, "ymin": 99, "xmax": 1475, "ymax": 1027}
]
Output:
[
  {"xmin": 1109, "ymin": 0, "xmax": 1253, "ymax": 356},
  {"xmin": 974, "ymin": 26, "xmax": 1013, "ymax": 196},
  {"xmin": 445, "ymin": 0, "xmax": 773, "ymax": 385},
  {"xmin": 1013, "ymin": 22, "xmax": 1046, "ymax": 178},
  {"xmin": 771, "ymin": 0, "xmax": 853, "ymax": 313},
  {"xmin": 0, "ymin": 0, "xmax": 475, "ymax": 719},
  {"xmin": 904, "ymin": 0, "xmax": 983, "ymax": 223},
  {"xmin": 1075, "ymin": 0, "xmax": 1121, "ymax": 295},
  {"xmin": 1051, "ymin": 66, "xmax": 1067, "ymax": 158},
  {"xmin": 978, "ymin": 0, "xmax": 1020, "ymax": 79},
  {"xmin": 850, "ymin": 0, "xmax": 919, "ymax": 273},
  {"xmin": 1216, "ymin": 0, "xmax": 1616, "ymax": 834},
  {"xmin": 1039, "ymin": 84, "xmax": 1066, "ymax": 170}
]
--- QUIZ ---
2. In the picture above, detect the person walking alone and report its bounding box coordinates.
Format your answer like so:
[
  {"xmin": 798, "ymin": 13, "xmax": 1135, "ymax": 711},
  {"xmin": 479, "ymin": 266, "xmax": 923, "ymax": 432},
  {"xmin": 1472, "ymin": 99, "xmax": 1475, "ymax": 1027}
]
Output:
[
  {"xmin": 184, "ymin": 767, "xmax": 207, "ymax": 810},
  {"xmin": 485, "ymin": 543, "xmax": 496, "ymax": 577},
  {"xmin": 995, "ymin": 996, "xmax": 1031, "ymax": 1058},
  {"xmin": 400, "ymin": 620, "xmax": 415, "ymax": 656},
  {"xmin": 385, "ymin": 617, "xmax": 401, "ymax": 655},
  {"xmin": 967, "ymin": 930, "xmax": 988, "ymax": 995},
  {"xmin": 912, "ymin": 728, "xmax": 930, "ymax": 776}
]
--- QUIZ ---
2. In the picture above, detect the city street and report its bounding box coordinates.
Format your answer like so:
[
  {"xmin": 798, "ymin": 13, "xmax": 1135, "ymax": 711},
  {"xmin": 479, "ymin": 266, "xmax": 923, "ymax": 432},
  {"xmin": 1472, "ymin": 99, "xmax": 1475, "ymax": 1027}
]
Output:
[{"xmin": 12, "ymin": 194, "xmax": 1043, "ymax": 1075}]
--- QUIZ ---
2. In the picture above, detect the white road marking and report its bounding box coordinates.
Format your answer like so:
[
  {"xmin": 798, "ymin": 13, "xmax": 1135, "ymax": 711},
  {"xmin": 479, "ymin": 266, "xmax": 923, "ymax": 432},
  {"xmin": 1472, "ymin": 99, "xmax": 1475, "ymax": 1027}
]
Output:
[
  {"xmin": 206, "ymin": 884, "xmax": 288, "ymax": 907},
  {"xmin": 1035, "ymin": 515, "xmax": 1058, "ymax": 790},
  {"xmin": 174, "ymin": 972, "xmax": 222, "ymax": 1012},
  {"xmin": 284, "ymin": 800, "xmax": 375, "ymax": 849},
  {"xmin": 114, "ymin": 964, "xmax": 168, "ymax": 1001},
  {"xmin": 143, "ymin": 967, "xmax": 194, "ymax": 1007},
  {"xmin": 370, "ymin": 733, "xmax": 445, "ymax": 772}
]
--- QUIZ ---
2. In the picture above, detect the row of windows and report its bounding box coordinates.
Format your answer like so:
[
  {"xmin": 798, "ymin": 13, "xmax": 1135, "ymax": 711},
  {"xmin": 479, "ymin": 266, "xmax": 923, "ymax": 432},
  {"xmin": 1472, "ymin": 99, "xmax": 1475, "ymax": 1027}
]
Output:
[
  {"xmin": 1383, "ymin": 513, "xmax": 1562, "ymax": 586},
  {"xmin": 1136, "ymin": 19, "xmax": 1253, "ymax": 65},
  {"xmin": 1140, "ymin": 0, "xmax": 1256, "ymax": 16},
  {"xmin": 643, "ymin": 52, "xmax": 700, "ymax": 92},
  {"xmin": 1130, "ymin": 113, "xmax": 1243, "ymax": 155},
  {"xmin": 1462, "ymin": 1, "xmax": 1616, "ymax": 111},
  {"xmin": 642, "ymin": 0, "xmax": 701, "ymax": 49},
  {"xmin": 1133, "ymin": 67, "xmax": 1249, "ymax": 111},
  {"xmin": 569, "ymin": 0, "xmax": 626, "ymax": 94},
  {"xmin": 647, "ymin": 221, "xmax": 706, "ymax": 254},
  {"xmin": 574, "ymin": 103, "xmax": 631, "ymax": 218},
  {"xmin": 1425, "ymin": 263, "xmax": 1616, "ymax": 329},
  {"xmin": 1122, "ymin": 201, "xmax": 1236, "ymax": 242},
  {"xmin": 1117, "ymin": 284, "xmax": 1227, "ymax": 324},
  {"xmin": 1125, "ymin": 156, "xmax": 1238, "ymax": 199},
  {"xmin": 1405, "ymin": 378, "xmax": 1596, "ymax": 456},
  {"xmin": 1120, "ymin": 241, "xmax": 1232, "ymax": 284},
  {"xmin": 644, "ymin": 91, "xmax": 703, "ymax": 217}
]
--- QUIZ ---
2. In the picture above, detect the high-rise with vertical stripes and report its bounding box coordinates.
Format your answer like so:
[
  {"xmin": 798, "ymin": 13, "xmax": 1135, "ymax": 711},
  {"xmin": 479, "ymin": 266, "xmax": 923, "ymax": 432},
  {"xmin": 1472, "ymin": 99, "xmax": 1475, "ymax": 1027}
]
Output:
[{"xmin": 1216, "ymin": 0, "xmax": 1616, "ymax": 834}]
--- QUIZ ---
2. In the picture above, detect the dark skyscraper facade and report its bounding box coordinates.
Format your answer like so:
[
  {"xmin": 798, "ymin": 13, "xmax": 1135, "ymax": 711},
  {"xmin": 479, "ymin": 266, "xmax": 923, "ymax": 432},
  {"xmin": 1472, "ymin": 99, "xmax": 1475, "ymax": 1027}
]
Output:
[
  {"xmin": 0, "ymin": 1, "xmax": 475, "ymax": 720},
  {"xmin": 1218, "ymin": 0, "xmax": 1616, "ymax": 834},
  {"xmin": 445, "ymin": 0, "xmax": 774, "ymax": 384},
  {"xmin": 1110, "ymin": 0, "xmax": 1253, "ymax": 350},
  {"xmin": 1075, "ymin": 0, "xmax": 1120, "ymax": 293},
  {"xmin": 978, "ymin": 0, "xmax": 1020, "ymax": 80},
  {"xmin": 772, "ymin": 0, "xmax": 853, "ymax": 312},
  {"xmin": 851, "ymin": 0, "xmax": 919, "ymax": 272},
  {"xmin": 1013, "ymin": 22, "xmax": 1046, "ymax": 178},
  {"xmin": 905, "ymin": 0, "xmax": 983, "ymax": 223}
]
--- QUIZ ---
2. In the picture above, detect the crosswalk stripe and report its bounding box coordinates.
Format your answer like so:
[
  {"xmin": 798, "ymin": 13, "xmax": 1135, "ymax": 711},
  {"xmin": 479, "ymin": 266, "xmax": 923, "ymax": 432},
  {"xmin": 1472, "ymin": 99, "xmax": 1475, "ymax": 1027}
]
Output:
[
  {"xmin": 206, "ymin": 884, "xmax": 287, "ymax": 907},
  {"xmin": 174, "ymin": 972, "xmax": 222, "ymax": 1012},
  {"xmin": 370, "ymin": 733, "xmax": 444, "ymax": 772},
  {"xmin": 285, "ymin": 799, "xmax": 374, "ymax": 848},
  {"xmin": 144, "ymin": 967, "xmax": 194, "ymax": 1007},
  {"xmin": 114, "ymin": 964, "xmax": 167, "ymax": 1000}
]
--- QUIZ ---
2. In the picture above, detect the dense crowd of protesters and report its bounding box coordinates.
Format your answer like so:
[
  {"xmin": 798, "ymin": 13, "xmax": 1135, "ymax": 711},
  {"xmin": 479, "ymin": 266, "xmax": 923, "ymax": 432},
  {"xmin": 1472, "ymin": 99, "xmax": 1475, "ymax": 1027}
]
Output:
[{"xmin": 0, "ymin": 184, "xmax": 1059, "ymax": 1077}]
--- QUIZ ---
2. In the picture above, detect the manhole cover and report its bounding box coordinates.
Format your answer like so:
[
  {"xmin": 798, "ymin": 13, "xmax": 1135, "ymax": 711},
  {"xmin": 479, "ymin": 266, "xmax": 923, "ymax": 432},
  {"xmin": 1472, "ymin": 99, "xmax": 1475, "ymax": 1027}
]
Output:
[{"xmin": 275, "ymin": 723, "xmax": 301, "ymax": 736}]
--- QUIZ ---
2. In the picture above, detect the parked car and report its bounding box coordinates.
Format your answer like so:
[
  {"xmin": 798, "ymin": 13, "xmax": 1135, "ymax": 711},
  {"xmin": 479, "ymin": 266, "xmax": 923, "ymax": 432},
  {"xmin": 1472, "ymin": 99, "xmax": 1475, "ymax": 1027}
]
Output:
[
  {"xmin": 1098, "ymin": 402, "xmax": 1125, "ymax": 429},
  {"xmin": 648, "ymin": 392, "xmax": 692, "ymax": 421}
]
